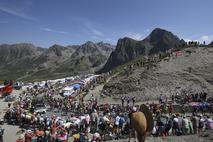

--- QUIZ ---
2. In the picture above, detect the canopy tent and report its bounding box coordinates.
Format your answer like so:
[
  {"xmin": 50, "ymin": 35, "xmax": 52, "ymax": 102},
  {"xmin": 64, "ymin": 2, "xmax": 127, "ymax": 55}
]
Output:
[{"xmin": 69, "ymin": 83, "xmax": 81, "ymax": 90}]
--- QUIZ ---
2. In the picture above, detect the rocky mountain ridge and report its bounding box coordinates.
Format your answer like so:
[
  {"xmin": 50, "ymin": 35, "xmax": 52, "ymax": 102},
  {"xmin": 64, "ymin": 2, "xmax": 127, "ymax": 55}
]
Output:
[
  {"xmin": 99, "ymin": 28, "xmax": 185, "ymax": 73},
  {"xmin": 0, "ymin": 42, "xmax": 114, "ymax": 82}
]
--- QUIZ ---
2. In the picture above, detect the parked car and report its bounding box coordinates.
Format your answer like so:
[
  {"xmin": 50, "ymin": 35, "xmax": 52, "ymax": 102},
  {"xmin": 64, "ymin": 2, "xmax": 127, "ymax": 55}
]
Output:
[{"xmin": 34, "ymin": 104, "xmax": 47, "ymax": 114}]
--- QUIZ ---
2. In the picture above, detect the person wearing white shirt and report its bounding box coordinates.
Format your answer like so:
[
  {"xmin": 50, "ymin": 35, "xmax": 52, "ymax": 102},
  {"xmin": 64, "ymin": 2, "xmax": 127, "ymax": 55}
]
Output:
[
  {"xmin": 183, "ymin": 116, "xmax": 189, "ymax": 134},
  {"xmin": 115, "ymin": 115, "xmax": 120, "ymax": 126}
]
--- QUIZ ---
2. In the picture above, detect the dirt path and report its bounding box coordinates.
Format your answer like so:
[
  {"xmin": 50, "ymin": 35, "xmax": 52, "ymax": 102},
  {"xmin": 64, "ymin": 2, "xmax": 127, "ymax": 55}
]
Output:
[
  {"xmin": 0, "ymin": 99, "xmax": 20, "ymax": 142},
  {"xmin": 84, "ymin": 73, "xmax": 119, "ymax": 103},
  {"xmin": 0, "ymin": 90, "xmax": 23, "ymax": 142}
]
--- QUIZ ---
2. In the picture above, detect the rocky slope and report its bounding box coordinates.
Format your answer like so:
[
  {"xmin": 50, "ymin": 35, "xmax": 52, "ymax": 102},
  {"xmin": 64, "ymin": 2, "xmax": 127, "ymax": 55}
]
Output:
[
  {"xmin": 103, "ymin": 47, "xmax": 213, "ymax": 101},
  {"xmin": 0, "ymin": 42, "xmax": 114, "ymax": 82},
  {"xmin": 99, "ymin": 28, "xmax": 185, "ymax": 73}
]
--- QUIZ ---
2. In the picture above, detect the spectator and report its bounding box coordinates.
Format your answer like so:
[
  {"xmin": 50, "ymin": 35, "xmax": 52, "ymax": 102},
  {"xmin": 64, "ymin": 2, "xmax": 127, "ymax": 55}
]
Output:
[
  {"xmin": 198, "ymin": 116, "xmax": 205, "ymax": 136},
  {"xmin": 182, "ymin": 116, "xmax": 189, "ymax": 135}
]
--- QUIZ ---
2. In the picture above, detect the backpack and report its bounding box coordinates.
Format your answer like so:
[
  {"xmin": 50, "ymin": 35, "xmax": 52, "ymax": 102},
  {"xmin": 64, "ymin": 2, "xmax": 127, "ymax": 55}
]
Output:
[{"xmin": 119, "ymin": 117, "xmax": 125, "ymax": 126}]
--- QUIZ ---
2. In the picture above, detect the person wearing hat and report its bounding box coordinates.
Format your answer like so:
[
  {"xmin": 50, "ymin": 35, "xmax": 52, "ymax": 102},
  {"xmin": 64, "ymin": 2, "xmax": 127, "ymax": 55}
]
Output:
[
  {"xmin": 25, "ymin": 130, "xmax": 34, "ymax": 142},
  {"xmin": 16, "ymin": 134, "xmax": 24, "ymax": 142}
]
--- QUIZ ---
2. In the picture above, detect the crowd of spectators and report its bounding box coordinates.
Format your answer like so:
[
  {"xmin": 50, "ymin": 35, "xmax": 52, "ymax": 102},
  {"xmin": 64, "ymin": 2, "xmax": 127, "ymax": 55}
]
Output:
[{"xmin": 1, "ymin": 76, "xmax": 213, "ymax": 142}]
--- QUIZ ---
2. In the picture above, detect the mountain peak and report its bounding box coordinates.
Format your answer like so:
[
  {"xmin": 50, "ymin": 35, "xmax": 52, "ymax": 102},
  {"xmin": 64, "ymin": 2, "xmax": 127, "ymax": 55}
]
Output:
[
  {"xmin": 0, "ymin": 43, "xmax": 36, "ymax": 48},
  {"xmin": 151, "ymin": 28, "xmax": 167, "ymax": 33},
  {"xmin": 0, "ymin": 41, "xmax": 114, "ymax": 81},
  {"xmin": 84, "ymin": 41, "xmax": 95, "ymax": 46},
  {"xmin": 99, "ymin": 28, "xmax": 185, "ymax": 73},
  {"xmin": 148, "ymin": 28, "xmax": 176, "ymax": 41},
  {"xmin": 97, "ymin": 41, "xmax": 111, "ymax": 46},
  {"xmin": 0, "ymin": 43, "xmax": 40, "ymax": 61},
  {"xmin": 120, "ymin": 37, "xmax": 136, "ymax": 41},
  {"xmin": 97, "ymin": 41, "xmax": 104, "ymax": 45},
  {"xmin": 49, "ymin": 44, "xmax": 65, "ymax": 49},
  {"xmin": 117, "ymin": 37, "xmax": 137, "ymax": 47},
  {"xmin": 47, "ymin": 44, "xmax": 66, "ymax": 56}
]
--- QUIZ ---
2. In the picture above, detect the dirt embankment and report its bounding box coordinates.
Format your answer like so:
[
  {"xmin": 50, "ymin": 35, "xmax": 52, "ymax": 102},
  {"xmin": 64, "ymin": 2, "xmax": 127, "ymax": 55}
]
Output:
[{"xmin": 103, "ymin": 47, "xmax": 213, "ymax": 102}]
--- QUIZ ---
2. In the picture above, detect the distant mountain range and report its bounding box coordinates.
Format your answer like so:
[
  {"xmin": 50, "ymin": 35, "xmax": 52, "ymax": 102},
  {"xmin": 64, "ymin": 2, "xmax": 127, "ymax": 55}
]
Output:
[
  {"xmin": 0, "ymin": 42, "xmax": 114, "ymax": 82},
  {"xmin": 99, "ymin": 28, "xmax": 185, "ymax": 73},
  {"xmin": 0, "ymin": 28, "xmax": 189, "ymax": 82}
]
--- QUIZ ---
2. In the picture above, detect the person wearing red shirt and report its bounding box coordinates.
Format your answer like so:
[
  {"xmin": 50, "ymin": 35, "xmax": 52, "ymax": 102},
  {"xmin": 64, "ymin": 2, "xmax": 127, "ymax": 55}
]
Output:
[{"xmin": 169, "ymin": 103, "xmax": 173, "ymax": 114}]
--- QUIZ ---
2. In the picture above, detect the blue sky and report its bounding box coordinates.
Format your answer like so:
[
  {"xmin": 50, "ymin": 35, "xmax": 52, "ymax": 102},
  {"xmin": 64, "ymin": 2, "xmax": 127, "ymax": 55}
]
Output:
[{"xmin": 0, "ymin": 0, "xmax": 213, "ymax": 47}]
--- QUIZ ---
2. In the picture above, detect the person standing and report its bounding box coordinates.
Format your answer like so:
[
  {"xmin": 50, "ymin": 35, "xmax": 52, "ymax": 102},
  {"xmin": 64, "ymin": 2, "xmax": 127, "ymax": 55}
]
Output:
[
  {"xmin": 127, "ymin": 97, "xmax": 130, "ymax": 106},
  {"xmin": 8, "ymin": 102, "xmax": 11, "ymax": 108},
  {"xmin": 198, "ymin": 116, "xmax": 205, "ymax": 136},
  {"xmin": 171, "ymin": 95, "xmax": 174, "ymax": 103},
  {"xmin": 206, "ymin": 116, "xmax": 213, "ymax": 130},
  {"xmin": 191, "ymin": 114, "xmax": 199, "ymax": 134},
  {"xmin": 172, "ymin": 115, "xmax": 179, "ymax": 135},
  {"xmin": 181, "ymin": 105, "xmax": 185, "ymax": 115},
  {"xmin": 164, "ymin": 115, "xmax": 173, "ymax": 136},
  {"xmin": 159, "ymin": 94, "xmax": 163, "ymax": 104},
  {"xmin": 132, "ymin": 96, "xmax": 136, "ymax": 106},
  {"xmin": 121, "ymin": 97, "xmax": 125, "ymax": 107},
  {"xmin": 162, "ymin": 103, "xmax": 168, "ymax": 114},
  {"xmin": 168, "ymin": 103, "xmax": 173, "ymax": 114},
  {"xmin": 182, "ymin": 116, "xmax": 189, "ymax": 135},
  {"xmin": 114, "ymin": 114, "xmax": 121, "ymax": 138},
  {"xmin": 119, "ymin": 115, "xmax": 125, "ymax": 134}
]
